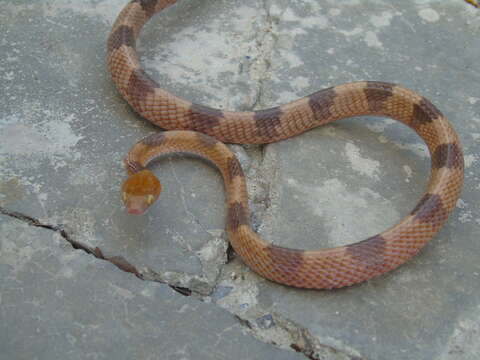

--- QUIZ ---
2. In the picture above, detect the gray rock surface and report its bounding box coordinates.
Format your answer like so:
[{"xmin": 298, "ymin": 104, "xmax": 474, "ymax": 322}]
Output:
[
  {"xmin": 1, "ymin": 0, "xmax": 479, "ymax": 359},
  {"xmin": 0, "ymin": 216, "xmax": 305, "ymax": 360}
]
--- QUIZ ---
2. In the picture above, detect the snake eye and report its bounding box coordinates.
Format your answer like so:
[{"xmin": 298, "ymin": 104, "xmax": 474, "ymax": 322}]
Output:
[{"xmin": 147, "ymin": 194, "xmax": 154, "ymax": 205}]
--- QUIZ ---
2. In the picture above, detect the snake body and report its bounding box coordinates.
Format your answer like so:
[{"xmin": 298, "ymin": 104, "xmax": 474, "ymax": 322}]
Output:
[{"xmin": 108, "ymin": 0, "xmax": 464, "ymax": 289}]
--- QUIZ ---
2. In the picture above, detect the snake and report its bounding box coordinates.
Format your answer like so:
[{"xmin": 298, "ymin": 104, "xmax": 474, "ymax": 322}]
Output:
[{"xmin": 107, "ymin": 0, "xmax": 464, "ymax": 289}]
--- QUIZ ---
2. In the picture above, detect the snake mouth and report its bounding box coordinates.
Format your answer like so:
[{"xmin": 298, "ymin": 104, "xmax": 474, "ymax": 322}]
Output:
[
  {"xmin": 126, "ymin": 206, "xmax": 147, "ymax": 215},
  {"xmin": 123, "ymin": 195, "xmax": 152, "ymax": 215}
]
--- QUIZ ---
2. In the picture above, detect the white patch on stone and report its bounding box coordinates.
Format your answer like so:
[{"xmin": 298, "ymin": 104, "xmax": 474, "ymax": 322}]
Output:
[
  {"xmin": 440, "ymin": 306, "xmax": 480, "ymax": 359},
  {"xmin": 339, "ymin": 27, "xmax": 363, "ymax": 37},
  {"xmin": 276, "ymin": 91, "xmax": 297, "ymax": 104},
  {"xmin": 286, "ymin": 178, "xmax": 399, "ymax": 246},
  {"xmin": 329, "ymin": 8, "xmax": 341, "ymax": 17},
  {"xmin": 328, "ymin": 0, "xmax": 361, "ymax": 5},
  {"xmin": 142, "ymin": 6, "xmax": 260, "ymax": 107},
  {"xmin": 378, "ymin": 135, "xmax": 389, "ymax": 144},
  {"xmin": 455, "ymin": 200, "xmax": 473, "ymax": 223},
  {"xmin": 61, "ymin": 266, "xmax": 74, "ymax": 279},
  {"xmin": 0, "ymin": 112, "xmax": 82, "ymax": 166},
  {"xmin": 459, "ymin": 210, "xmax": 473, "ymax": 224},
  {"xmin": 418, "ymin": 8, "xmax": 440, "ymax": 23},
  {"xmin": 279, "ymin": 50, "xmax": 304, "ymax": 68},
  {"xmin": 215, "ymin": 279, "xmax": 259, "ymax": 315},
  {"xmin": 269, "ymin": 3, "xmax": 283, "ymax": 17},
  {"xmin": 370, "ymin": 11, "xmax": 394, "ymax": 27},
  {"xmin": 365, "ymin": 118, "xmax": 395, "ymax": 133},
  {"xmin": 282, "ymin": 8, "xmax": 329, "ymax": 29},
  {"xmin": 456, "ymin": 199, "xmax": 467, "ymax": 209},
  {"xmin": 464, "ymin": 154, "xmax": 476, "ymax": 168},
  {"xmin": 364, "ymin": 31, "xmax": 383, "ymax": 48},
  {"xmin": 109, "ymin": 284, "xmax": 135, "ymax": 300},
  {"xmin": 303, "ymin": 15, "xmax": 329, "ymax": 29},
  {"xmin": 282, "ymin": 8, "xmax": 298, "ymax": 22},
  {"xmin": 196, "ymin": 236, "xmax": 225, "ymax": 263},
  {"xmin": 42, "ymin": 0, "xmax": 126, "ymax": 24},
  {"xmin": 291, "ymin": 76, "xmax": 310, "ymax": 91},
  {"xmin": 4, "ymin": 71, "xmax": 15, "ymax": 81},
  {"xmin": 140, "ymin": 287, "xmax": 155, "ymax": 298},
  {"xmin": 344, "ymin": 142, "xmax": 380, "ymax": 180},
  {"xmin": 231, "ymin": 5, "xmax": 259, "ymax": 32},
  {"xmin": 403, "ymin": 165, "xmax": 413, "ymax": 183}
]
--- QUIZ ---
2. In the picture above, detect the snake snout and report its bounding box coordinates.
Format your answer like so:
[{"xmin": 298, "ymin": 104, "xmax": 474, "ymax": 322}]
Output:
[
  {"xmin": 128, "ymin": 208, "xmax": 144, "ymax": 215},
  {"xmin": 125, "ymin": 196, "xmax": 150, "ymax": 215},
  {"xmin": 121, "ymin": 169, "xmax": 162, "ymax": 215}
]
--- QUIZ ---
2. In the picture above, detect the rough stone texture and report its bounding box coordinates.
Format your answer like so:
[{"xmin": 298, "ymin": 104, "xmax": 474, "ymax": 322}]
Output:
[
  {"xmin": 1, "ymin": 0, "xmax": 479, "ymax": 360},
  {"xmin": 0, "ymin": 215, "xmax": 304, "ymax": 360}
]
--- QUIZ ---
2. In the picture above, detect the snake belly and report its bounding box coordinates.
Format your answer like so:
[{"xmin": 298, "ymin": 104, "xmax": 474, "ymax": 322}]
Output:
[{"xmin": 107, "ymin": 0, "xmax": 464, "ymax": 289}]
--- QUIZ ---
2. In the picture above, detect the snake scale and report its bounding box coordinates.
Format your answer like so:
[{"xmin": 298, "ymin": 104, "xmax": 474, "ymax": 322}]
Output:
[{"xmin": 107, "ymin": 0, "xmax": 464, "ymax": 289}]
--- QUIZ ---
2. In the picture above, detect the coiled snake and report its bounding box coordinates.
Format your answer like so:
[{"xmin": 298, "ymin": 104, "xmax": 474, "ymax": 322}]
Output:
[{"xmin": 107, "ymin": 0, "xmax": 464, "ymax": 289}]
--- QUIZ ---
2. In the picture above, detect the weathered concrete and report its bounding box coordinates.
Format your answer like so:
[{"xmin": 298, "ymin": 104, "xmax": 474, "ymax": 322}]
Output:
[{"xmin": 1, "ymin": 0, "xmax": 479, "ymax": 359}]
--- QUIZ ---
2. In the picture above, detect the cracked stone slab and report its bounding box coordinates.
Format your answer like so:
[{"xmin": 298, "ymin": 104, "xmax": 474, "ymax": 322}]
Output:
[
  {"xmin": 1, "ymin": 0, "xmax": 479, "ymax": 360},
  {"xmin": 0, "ymin": 215, "xmax": 305, "ymax": 360}
]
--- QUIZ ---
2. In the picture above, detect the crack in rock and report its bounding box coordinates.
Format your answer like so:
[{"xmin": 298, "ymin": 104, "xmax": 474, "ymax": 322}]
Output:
[
  {"xmin": 233, "ymin": 311, "xmax": 365, "ymax": 360},
  {"xmin": 0, "ymin": 206, "xmax": 91, "ymax": 254},
  {"xmin": 0, "ymin": 206, "xmax": 195, "ymax": 296},
  {"xmin": 248, "ymin": 0, "xmax": 280, "ymax": 111},
  {"xmin": 0, "ymin": 205, "xmax": 231, "ymax": 296},
  {"xmin": 244, "ymin": 142, "xmax": 280, "ymax": 234},
  {"xmin": 211, "ymin": 260, "xmax": 365, "ymax": 360},
  {"xmin": 140, "ymin": 228, "xmax": 230, "ymax": 296},
  {"xmin": 237, "ymin": 0, "xmax": 283, "ymax": 232},
  {"xmin": 1, "ymin": 205, "xmax": 365, "ymax": 359}
]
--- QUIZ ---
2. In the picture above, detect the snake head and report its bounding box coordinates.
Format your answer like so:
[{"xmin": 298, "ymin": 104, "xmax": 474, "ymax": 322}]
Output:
[{"xmin": 121, "ymin": 170, "xmax": 161, "ymax": 215}]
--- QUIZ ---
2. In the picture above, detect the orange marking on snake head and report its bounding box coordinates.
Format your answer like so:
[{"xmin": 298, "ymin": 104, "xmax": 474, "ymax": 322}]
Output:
[{"xmin": 121, "ymin": 169, "xmax": 161, "ymax": 215}]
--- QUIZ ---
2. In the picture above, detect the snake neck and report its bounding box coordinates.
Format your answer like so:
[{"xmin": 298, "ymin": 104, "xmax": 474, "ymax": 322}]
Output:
[{"xmin": 125, "ymin": 130, "xmax": 251, "ymax": 212}]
